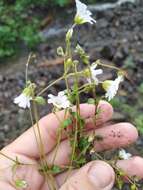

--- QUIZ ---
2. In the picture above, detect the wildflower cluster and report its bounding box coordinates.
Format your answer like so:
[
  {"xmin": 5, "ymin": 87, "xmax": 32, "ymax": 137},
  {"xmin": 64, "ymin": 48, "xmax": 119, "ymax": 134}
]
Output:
[
  {"xmin": 14, "ymin": 0, "xmax": 124, "ymax": 111},
  {"xmin": 11, "ymin": 1, "xmax": 140, "ymax": 190}
]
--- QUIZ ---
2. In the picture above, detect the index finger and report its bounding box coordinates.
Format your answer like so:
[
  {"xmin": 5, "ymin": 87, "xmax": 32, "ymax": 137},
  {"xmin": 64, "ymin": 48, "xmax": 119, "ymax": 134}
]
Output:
[{"xmin": 4, "ymin": 101, "xmax": 113, "ymax": 158}]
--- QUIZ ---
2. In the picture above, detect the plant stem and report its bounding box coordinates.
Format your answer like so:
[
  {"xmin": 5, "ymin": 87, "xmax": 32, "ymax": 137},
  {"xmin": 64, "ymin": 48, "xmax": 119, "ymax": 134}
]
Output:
[
  {"xmin": 96, "ymin": 61, "xmax": 124, "ymax": 72},
  {"xmin": 64, "ymin": 62, "xmax": 81, "ymax": 182},
  {"xmin": 37, "ymin": 71, "xmax": 83, "ymax": 96},
  {"xmin": 37, "ymin": 76, "xmax": 64, "ymax": 96},
  {"xmin": 0, "ymin": 152, "xmax": 18, "ymax": 163},
  {"xmin": 25, "ymin": 53, "xmax": 33, "ymax": 86},
  {"xmin": 51, "ymin": 111, "xmax": 68, "ymax": 165},
  {"xmin": 32, "ymin": 101, "xmax": 57, "ymax": 190}
]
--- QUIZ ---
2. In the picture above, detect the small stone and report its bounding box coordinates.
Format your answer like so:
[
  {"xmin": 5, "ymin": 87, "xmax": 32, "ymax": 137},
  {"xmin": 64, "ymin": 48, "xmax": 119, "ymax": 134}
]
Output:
[
  {"xmin": 3, "ymin": 125, "xmax": 9, "ymax": 132},
  {"xmin": 0, "ymin": 132, "xmax": 5, "ymax": 141},
  {"xmin": 0, "ymin": 75, "xmax": 3, "ymax": 82}
]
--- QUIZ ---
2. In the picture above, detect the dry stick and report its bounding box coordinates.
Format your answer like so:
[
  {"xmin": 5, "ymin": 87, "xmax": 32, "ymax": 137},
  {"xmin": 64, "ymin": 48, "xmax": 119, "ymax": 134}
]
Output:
[{"xmin": 38, "ymin": 58, "xmax": 64, "ymax": 68}]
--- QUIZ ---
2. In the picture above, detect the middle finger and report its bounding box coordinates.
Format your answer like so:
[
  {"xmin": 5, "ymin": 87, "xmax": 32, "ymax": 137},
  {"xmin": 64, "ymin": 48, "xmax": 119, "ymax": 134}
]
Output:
[{"xmin": 45, "ymin": 122, "xmax": 138, "ymax": 166}]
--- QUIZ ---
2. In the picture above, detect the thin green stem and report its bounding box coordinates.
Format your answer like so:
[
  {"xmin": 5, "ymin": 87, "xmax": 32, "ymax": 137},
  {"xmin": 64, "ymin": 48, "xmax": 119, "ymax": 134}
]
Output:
[
  {"xmin": 32, "ymin": 102, "xmax": 45, "ymax": 161},
  {"xmin": 29, "ymin": 107, "xmax": 41, "ymax": 157},
  {"xmin": 93, "ymin": 152, "xmax": 137, "ymax": 186},
  {"xmin": 32, "ymin": 101, "xmax": 57, "ymax": 190},
  {"xmin": 96, "ymin": 61, "xmax": 124, "ymax": 72},
  {"xmin": 37, "ymin": 76, "xmax": 64, "ymax": 96},
  {"xmin": 0, "ymin": 152, "xmax": 34, "ymax": 166},
  {"xmin": 25, "ymin": 53, "xmax": 33, "ymax": 86},
  {"xmin": 0, "ymin": 152, "xmax": 18, "ymax": 163},
  {"xmin": 86, "ymin": 60, "xmax": 99, "ymax": 138},
  {"xmin": 37, "ymin": 72, "xmax": 83, "ymax": 96},
  {"xmin": 71, "ymin": 62, "xmax": 80, "ymax": 160},
  {"xmin": 51, "ymin": 111, "xmax": 68, "ymax": 165},
  {"xmin": 64, "ymin": 62, "xmax": 81, "ymax": 182}
]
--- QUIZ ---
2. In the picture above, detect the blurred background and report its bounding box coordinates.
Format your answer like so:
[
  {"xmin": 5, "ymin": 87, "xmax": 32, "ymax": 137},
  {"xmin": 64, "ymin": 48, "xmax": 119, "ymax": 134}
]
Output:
[{"xmin": 0, "ymin": 0, "xmax": 143, "ymax": 158}]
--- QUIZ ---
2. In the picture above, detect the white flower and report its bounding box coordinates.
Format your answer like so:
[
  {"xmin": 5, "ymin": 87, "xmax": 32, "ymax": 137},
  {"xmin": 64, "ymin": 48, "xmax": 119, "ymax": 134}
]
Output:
[
  {"xmin": 119, "ymin": 149, "xmax": 132, "ymax": 160},
  {"xmin": 87, "ymin": 64, "xmax": 103, "ymax": 84},
  {"xmin": 75, "ymin": 0, "xmax": 96, "ymax": 25},
  {"xmin": 48, "ymin": 91, "xmax": 71, "ymax": 109},
  {"xmin": 103, "ymin": 75, "xmax": 124, "ymax": 101},
  {"xmin": 14, "ymin": 93, "xmax": 32, "ymax": 109}
]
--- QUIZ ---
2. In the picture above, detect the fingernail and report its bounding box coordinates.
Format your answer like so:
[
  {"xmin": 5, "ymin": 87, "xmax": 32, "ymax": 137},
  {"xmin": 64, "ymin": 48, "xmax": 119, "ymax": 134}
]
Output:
[{"xmin": 88, "ymin": 162, "xmax": 113, "ymax": 188}]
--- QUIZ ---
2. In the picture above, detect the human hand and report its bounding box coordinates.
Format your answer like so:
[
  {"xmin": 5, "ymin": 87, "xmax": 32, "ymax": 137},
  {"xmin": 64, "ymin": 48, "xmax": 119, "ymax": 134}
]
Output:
[{"xmin": 0, "ymin": 101, "xmax": 143, "ymax": 190}]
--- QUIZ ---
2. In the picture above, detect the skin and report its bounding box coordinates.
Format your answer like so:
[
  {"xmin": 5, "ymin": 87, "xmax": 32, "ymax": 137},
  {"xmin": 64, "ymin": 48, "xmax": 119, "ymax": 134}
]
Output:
[{"xmin": 0, "ymin": 101, "xmax": 143, "ymax": 190}]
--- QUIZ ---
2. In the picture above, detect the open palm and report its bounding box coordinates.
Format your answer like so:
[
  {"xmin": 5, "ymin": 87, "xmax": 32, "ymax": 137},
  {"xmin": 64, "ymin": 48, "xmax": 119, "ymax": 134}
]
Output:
[{"xmin": 1, "ymin": 102, "xmax": 143, "ymax": 190}]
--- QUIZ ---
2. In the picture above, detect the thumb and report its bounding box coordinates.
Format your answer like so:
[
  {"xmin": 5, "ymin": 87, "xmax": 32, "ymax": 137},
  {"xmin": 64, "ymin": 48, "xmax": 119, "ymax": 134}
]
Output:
[{"xmin": 59, "ymin": 161, "xmax": 115, "ymax": 190}]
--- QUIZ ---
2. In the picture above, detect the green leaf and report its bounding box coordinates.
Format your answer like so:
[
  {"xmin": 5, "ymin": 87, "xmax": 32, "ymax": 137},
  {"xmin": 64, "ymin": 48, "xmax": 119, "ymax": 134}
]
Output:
[
  {"xmin": 35, "ymin": 96, "xmax": 46, "ymax": 105},
  {"xmin": 76, "ymin": 157, "xmax": 86, "ymax": 165},
  {"xmin": 87, "ymin": 98, "xmax": 95, "ymax": 104},
  {"xmin": 75, "ymin": 44, "xmax": 89, "ymax": 64},
  {"xmin": 55, "ymin": 0, "xmax": 69, "ymax": 6},
  {"xmin": 78, "ymin": 137, "xmax": 90, "ymax": 151},
  {"xmin": 116, "ymin": 178, "xmax": 124, "ymax": 190},
  {"xmin": 62, "ymin": 118, "xmax": 72, "ymax": 129},
  {"xmin": 15, "ymin": 179, "xmax": 28, "ymax": 189},
  {"xmin": 123, "ymin": 55, "xmax": 135, "ymax": 69},
  {"xmin": 131, "ymin": 184, "xmax": 137, "ymax": 190},
  {"xmin": 138, "ymin": 83, "xmax": 143, "ymax": 94},
  {"xmin": 51, "ymin": 165, "xmax": 61, "ymax": 174}
]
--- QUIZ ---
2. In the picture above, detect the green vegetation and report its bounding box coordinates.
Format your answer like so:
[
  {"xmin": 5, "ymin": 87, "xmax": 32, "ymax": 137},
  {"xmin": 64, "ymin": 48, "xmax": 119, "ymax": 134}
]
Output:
[
  {"xmin": 0, "ymin": 0, "xmax": 42, "ymax": 58},
  {"xmin": 123, "ymin": 55, "xmax": 136, "ymax": 69},
  {"xmin": 0, "ymin": 0, "xmax": 102, "ymax": 58}
]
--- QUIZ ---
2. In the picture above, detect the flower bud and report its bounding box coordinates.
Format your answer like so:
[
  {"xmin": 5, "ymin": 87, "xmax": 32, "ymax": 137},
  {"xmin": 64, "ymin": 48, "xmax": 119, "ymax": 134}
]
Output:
[
  {"xmin": 66, "ymin": 58, "xmax": 73, "ymax": 67},
  {"xmin": 35, "ymin": 96, "xmax": 46, "ymax": 105},
  {"xmin": 102, "ymin": 80, "xmax": 113, "ymax": 91},
  {"xmin": 66, "ymin": 28, "xmax": 73, "ymax": 41},
  {"xmin": 90, "ymin": 148, "xmax": 95, "ymax": 154},
  {"xmin": 57, "ymin": 46, "xmax": 64, "ymax": 56},
  {"xmin": 88, "ymin": 134, "xmax": 94, "ymax": 142},
  {"xmin": 75, "ymin": 44, "xmax": 84, "ymax": 54}
]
